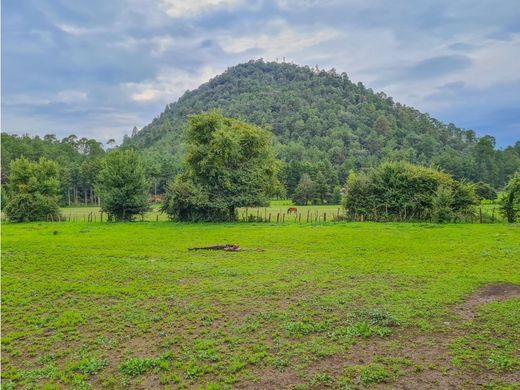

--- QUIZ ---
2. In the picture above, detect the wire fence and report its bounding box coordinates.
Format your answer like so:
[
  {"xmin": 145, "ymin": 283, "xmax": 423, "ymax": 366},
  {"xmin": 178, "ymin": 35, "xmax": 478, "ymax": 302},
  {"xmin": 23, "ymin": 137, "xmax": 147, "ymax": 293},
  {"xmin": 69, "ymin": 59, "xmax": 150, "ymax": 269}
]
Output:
[{"xmin": 3, "ymin": 204, "xmax": 504, "ymax": 224}]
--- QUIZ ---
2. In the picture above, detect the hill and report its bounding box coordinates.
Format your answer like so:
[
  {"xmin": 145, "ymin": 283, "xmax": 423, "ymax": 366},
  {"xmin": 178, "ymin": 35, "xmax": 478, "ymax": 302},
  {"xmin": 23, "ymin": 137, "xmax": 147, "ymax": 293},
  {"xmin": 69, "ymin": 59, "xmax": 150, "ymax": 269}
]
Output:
[{"xmin": 123, "ymin": 60, "xmax": 519, "ymax": 194}]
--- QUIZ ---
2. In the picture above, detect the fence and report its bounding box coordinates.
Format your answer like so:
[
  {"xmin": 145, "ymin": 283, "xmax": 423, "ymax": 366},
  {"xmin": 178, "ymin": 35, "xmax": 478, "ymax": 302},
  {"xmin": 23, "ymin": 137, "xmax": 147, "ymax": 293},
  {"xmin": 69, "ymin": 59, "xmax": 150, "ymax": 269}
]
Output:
[{"xmin": 12, "ymin": 205, "xmax": 503, "ymax": 224}]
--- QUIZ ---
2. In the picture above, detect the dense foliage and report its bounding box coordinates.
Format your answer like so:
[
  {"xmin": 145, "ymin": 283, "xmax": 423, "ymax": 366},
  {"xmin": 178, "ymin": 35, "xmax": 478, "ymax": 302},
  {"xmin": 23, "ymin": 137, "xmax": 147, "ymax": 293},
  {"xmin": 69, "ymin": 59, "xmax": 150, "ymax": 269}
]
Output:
[
  {"xmin": 95, "ymin": 149, "xmax": 150, "ymax": 221},
  {"xmin": 125, "ymin": 60, "xmax": 520, "ymax": 196},
  {"xmin": 474, "ymin": 181, "xmax": 498, "ymax": 201},
  {"xmin": 1, "ymin": 133, "xmax": 107, "ymax": 205},
  {"xmin": 161, "ymin": 112, "xmax": 279, "ymax": 221},
  {"xmin": 343, "ymin": 162, "xmax": 477, "ymax": 222},
  {"xmin": 499, "ymin": 172, "xmax": 520, "ymax": 222},
  {"xmin": 4, "ymin": 157, "xmax": 61, "ymax": 222}
]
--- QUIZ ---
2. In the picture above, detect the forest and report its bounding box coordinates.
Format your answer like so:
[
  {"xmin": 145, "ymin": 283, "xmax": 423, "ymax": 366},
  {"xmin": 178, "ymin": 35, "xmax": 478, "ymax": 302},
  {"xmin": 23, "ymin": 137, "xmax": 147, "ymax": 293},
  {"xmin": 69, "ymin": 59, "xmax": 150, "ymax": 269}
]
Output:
[{"xmin": 125, "ymin": 60, "xmax": 520, "ymax": 197}]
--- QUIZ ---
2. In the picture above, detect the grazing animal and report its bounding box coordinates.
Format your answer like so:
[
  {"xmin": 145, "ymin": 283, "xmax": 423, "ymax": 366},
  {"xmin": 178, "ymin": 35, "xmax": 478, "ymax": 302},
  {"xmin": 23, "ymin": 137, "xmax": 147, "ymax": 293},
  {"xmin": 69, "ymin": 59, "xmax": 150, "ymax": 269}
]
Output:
[{"xmin": 287, "ymin": 207, "xmax": 298, "ymax": 214}]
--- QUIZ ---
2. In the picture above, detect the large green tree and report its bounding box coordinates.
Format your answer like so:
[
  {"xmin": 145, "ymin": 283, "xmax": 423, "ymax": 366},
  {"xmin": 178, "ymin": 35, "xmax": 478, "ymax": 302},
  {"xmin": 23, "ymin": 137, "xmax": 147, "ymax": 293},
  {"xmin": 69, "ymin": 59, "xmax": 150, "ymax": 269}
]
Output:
[
  {"xmin": 4, "ymin": 157, "xmax": 61, "ymax": 222},
  {"xmin": 95, "ymin": 149, "xmax": 149, "ymax": 221},
  {"xmin": 161, "ymin": 111, "xmax": 280, "ymax": 221}
]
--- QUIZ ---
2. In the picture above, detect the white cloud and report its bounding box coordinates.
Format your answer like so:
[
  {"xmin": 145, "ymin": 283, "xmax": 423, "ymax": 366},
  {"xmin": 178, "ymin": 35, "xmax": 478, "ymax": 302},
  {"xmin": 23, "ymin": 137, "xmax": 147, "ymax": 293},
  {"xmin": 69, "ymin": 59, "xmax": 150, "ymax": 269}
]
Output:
[
  {"xmin": 220, "ymin": 20, "xmax": 338, "ymax": 57},
  {"xmin": 111, "ymin": 35, "xmax": 176, "ymax": 56},
  {"xmin": 55, "ymin": 23, "xmax": 105, "ymax": 36},
  {"xmin": 159, "ymin": 0, "xmax": 243, "ymax": 18},
  {"xmin": 123, "ymin": 66, "xmax": 221, "ymax": 103},
  {"xmin": 55, "ymin": 90, "xmax": 88, "ymax": 104}
]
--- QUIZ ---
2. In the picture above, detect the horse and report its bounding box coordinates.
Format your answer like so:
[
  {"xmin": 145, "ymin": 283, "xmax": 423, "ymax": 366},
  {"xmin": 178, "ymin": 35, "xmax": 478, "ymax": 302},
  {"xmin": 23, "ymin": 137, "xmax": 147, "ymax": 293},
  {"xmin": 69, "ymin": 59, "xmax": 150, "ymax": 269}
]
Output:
[{"xmin": 287, "ymin": 207, "xmax": 298, "ymax": 214}]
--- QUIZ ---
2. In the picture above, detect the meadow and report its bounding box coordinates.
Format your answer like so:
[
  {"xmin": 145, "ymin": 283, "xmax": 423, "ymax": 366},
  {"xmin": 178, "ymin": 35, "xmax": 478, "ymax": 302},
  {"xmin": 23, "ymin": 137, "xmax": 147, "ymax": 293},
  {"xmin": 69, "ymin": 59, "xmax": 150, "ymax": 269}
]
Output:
[
  {"xmin": 34, "ymin": 200, "xmax": 505, "ymax": 224},
  {"xmin": 2, "ymin": 221, "xmax": 519, "ymax": 389}
]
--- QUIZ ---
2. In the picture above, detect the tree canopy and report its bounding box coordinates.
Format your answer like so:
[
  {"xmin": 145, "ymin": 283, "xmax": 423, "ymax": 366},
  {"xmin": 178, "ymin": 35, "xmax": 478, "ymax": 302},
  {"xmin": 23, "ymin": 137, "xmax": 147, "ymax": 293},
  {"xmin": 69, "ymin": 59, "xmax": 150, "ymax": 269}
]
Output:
[
  {"xmin": 95, "ymin": 149, "xmax": 150, "ymax": 221},
  {"xmin": 161, "ymin": 111, "xmax": 280, "ymax": 221},
  {"xmin": 4, "ymin": 157, "xmax": 61, "ymax": 222}
]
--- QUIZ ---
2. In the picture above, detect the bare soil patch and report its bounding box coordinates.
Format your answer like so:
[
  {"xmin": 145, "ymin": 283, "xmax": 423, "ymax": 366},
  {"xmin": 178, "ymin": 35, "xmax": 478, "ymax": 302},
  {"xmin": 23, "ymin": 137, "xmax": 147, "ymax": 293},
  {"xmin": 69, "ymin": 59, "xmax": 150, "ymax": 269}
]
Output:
[{"xmin": 455, "ymin": 282, "xmax": 520, "ymax": 320}]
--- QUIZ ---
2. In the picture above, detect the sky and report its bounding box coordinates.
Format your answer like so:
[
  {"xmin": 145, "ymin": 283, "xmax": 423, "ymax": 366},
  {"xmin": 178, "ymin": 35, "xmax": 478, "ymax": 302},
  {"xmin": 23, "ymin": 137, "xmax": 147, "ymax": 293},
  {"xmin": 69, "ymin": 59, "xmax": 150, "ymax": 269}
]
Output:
[{"xmin": 2, "ymin": 0, "xmax": 520, "ymax": 147}]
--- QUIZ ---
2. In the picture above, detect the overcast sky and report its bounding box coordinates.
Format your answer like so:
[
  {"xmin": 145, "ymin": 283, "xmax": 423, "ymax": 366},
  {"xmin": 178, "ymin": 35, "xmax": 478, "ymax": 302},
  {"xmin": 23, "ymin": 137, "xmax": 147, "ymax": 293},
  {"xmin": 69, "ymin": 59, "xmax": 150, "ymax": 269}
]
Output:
[{"xmin": 2, "ymin": 0, "xmax": 520, "ymax": 147}]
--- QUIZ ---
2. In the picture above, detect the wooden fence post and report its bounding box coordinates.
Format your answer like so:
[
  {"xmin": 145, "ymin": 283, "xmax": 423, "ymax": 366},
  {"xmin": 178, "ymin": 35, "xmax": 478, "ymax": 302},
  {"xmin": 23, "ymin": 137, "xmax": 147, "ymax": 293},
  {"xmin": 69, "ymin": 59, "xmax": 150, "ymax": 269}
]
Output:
[
  {"xmin": 479, "ymin": 208, "xmax": 483, "ymax": 224},
  {"xmin": 268, "ymin": 213, "xmax": 271, "ymax": 222},
  {"xmin": 298, "ymin": 213, "xmax": 301, "ymax": 223},
  {"xmin": 306, "ymin": 210, "xmax": 310, "ymax": 223},
  {"xmin": 491, "ymin": 207, "xmax": 495, "ymax": 223},
  {"xmin": 276, "ymin": 213, "xmax": 280, "ymax": 223},
  {"xmin": 324, "ymin": 212, "xmax": 326, "ymax": 222},
  {"xmin": 282, "ymin": 213, "xmax": 285, "ymax": 223}
]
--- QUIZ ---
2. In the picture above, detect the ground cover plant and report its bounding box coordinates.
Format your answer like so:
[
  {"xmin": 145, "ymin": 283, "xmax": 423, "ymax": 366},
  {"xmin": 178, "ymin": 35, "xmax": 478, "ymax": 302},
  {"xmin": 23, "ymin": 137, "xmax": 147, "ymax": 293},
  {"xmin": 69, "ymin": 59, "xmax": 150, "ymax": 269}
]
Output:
[{"xmin": 2, "ymin": 222, "xmax": 520, "ymax": 389}]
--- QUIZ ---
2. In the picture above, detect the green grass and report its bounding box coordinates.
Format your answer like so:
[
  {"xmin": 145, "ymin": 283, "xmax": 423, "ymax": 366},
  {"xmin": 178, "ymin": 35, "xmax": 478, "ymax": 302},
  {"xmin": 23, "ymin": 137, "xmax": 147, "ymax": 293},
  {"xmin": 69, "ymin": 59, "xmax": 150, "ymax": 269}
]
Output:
[
  {"xmin": 2, "ymin": 222, "xmax": 519, "ymax": 388},
  {"xmin": 59, "ymin": 201, "xmax": 344, "ymax": 223}
]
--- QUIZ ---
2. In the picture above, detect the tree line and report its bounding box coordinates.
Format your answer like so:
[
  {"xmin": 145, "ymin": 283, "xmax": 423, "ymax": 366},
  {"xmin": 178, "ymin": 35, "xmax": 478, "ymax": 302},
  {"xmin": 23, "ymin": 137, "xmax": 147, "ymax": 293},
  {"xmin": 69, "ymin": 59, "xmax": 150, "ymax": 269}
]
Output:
[{"xmin": 2, "ymin": 113, "xmax": 520, "ymax": 223}]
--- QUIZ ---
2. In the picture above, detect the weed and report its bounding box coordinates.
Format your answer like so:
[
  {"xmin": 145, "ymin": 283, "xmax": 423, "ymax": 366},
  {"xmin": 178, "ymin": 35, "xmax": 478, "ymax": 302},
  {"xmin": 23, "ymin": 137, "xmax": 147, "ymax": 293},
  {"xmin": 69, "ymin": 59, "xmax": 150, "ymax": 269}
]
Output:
[{"xmin": 359, "ymin": 364, "xmax": 389, "ymax": 386}]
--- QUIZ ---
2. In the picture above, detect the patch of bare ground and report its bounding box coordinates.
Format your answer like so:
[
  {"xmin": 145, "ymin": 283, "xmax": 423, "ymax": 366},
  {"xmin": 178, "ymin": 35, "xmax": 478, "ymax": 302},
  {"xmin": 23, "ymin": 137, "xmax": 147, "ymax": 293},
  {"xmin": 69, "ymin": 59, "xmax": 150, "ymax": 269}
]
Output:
[
  {"xmin": 238, "ymin": 283, "xmax": 520, "ymax": 389},
  {"xmin": 454, "ymin": 282, "xmax": 520, "ymax": 320}
]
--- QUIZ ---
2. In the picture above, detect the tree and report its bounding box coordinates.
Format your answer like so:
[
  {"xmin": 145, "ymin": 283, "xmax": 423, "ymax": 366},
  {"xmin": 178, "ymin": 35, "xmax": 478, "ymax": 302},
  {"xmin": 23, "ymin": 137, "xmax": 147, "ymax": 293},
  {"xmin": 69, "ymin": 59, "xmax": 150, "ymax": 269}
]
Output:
[
  {"xmin": 314, "ymin": 171, "xmax": 329, "ymax": 203},
  {"xmin": 292, "ymin": 174, "xmax": 317, "ymax": 205},
  {"xmin": 95, "ymin": 149, "xmax": 149, "ymax": 221},
  {"xmin": 499, "ymin": 172, "xmax": 520, "ymax": 223},
  {"xmin": 161, "ymin": 111, "xmax": 280, "ymax": 221},
  {"xmin": 4, "ymin": 157, "xmax": 61, "ymax": 222}
]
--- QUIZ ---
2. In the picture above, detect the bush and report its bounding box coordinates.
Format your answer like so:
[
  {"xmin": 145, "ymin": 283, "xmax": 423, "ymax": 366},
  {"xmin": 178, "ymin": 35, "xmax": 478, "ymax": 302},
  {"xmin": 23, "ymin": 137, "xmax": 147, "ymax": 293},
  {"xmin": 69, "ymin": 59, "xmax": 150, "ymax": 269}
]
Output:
[
  {"xmin": 475, "ymin": 181, "xmax": 497, "ymax": 201},
  {"xmin": 432, "ymin": 185, "xmax": 454, "ymax": 223},
  {"xmin": 499, "ymin": 172, "xmax": 520, "ymax": 223},
  {"xmin": 343, "ymin": 161, "xmax": 477, "ymax": 222},
  {"xmin": 4, "ymin": 157, "xmax": 61, "ymax": 222}
]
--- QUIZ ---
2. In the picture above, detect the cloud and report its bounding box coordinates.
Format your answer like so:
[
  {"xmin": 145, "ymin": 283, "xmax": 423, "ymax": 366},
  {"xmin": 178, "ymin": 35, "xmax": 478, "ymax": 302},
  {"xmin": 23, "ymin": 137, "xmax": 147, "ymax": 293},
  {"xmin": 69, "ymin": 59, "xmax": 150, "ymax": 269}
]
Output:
[
  {"xmin": 159, "ymin": 0, "xmax": 244, "ymax": 18},
  {"xmin": 220, "ymin": 20, "xmax": 338, "ymax": 56},
  {"xmin": 2, "ymin": 0, "xmax": 520, "ymax": 146},
  {"xmin": 123, "ymin": 66, "xmax": 221, "ymax": 103},
  {"xmin": 55, "ymin": 23, "xmax": 104, "ymax": 36}
]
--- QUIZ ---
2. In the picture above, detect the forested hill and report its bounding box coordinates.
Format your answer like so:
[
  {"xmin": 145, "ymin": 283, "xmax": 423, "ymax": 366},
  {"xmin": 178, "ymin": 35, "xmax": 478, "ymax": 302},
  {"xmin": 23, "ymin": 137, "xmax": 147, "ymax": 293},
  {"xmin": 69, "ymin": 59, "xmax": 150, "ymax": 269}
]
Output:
[{"xmin": 126, "ymin": 60, "xmax": 519, "ymax": 194}]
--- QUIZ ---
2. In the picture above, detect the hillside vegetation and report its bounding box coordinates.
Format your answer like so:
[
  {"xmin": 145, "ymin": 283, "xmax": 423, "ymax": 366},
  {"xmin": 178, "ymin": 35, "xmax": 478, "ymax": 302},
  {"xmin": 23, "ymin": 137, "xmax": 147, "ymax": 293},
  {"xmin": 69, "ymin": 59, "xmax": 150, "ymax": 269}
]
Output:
[{"xmin": 125, "ymin": 60, "xmax": 520, "ymax": 194}]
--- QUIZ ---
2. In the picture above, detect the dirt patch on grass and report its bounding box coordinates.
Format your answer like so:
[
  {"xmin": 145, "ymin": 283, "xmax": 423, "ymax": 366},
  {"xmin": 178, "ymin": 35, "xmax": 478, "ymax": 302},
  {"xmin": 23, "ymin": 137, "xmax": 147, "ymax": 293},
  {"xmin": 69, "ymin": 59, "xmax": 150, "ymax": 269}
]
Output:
[{"xmin": 455, "ymin": 282, "xmax": 520, "ymax": 321}]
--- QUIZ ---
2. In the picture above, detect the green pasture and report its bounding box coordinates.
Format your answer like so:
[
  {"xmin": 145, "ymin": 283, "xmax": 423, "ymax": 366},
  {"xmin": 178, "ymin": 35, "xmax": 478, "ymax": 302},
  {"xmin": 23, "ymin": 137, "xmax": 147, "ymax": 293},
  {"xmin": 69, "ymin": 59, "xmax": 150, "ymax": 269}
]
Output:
[
  {"xmin": 56, "ymin": 202, "xmax": 345, "ymax": 223},
  {"xmin": 2, "ymin": 222, "xmax": 519, "ymax": 389},
  {"xmin": 38, "ymin": 200, "xmax": 506, "ymax": 224}
]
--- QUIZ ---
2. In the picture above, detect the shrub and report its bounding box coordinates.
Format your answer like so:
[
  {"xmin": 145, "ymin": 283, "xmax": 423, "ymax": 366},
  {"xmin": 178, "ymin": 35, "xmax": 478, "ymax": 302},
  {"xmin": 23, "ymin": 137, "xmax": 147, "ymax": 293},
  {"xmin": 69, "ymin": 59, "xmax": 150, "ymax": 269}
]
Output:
[
  {"xmin": 499, "ymin": 171, "xmax": 520, "ymax": 223},
  {"xmin": 475, "ymin": 181, "xmax": 497, "ymax": 201},
  {"xmin": 432, "ymin": 185, "xmax": 454, "ymax": 223},
  {"xmin": 343, "ymin": 161, "xmax": 477, "ymax": 222},
  {"xmin": 4, "ymin": 157, "xmax": 61, "ymax": 222}
]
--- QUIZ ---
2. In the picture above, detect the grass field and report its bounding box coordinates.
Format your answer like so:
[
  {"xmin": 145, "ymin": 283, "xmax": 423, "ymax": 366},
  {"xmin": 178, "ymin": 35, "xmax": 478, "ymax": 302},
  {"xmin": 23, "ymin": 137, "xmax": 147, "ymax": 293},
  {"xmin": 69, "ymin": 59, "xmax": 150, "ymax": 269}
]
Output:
[
  {"xmin": 2, "ymin": 222, "xmax": 520, "ymax": 389},
  {"xmin": 54, "ymin": 203, "xmax": 346, "ymax": 223},
  {"xmin": 38, "ymin": 200, "xmax": 505, "ymax": 224}
]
